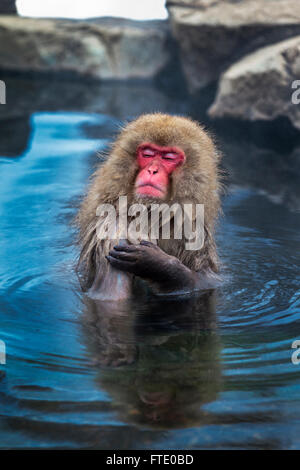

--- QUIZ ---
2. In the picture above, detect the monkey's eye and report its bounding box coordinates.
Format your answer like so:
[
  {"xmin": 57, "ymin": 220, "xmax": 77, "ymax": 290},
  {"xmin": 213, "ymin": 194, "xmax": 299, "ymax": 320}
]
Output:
[
  {"xmin": 142, "ymin": 148, "xmax": 155, "ymax": 157},
  {"xmin": 163, "ymin": 153, "xmax": 177, "ymax": 160}
]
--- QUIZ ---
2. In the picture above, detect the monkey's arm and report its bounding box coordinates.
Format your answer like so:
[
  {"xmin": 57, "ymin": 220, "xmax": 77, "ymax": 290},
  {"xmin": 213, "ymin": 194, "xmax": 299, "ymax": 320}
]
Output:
[{"xmin": 106, "ymin": 240, "xmax": 215, "ymax": 295}]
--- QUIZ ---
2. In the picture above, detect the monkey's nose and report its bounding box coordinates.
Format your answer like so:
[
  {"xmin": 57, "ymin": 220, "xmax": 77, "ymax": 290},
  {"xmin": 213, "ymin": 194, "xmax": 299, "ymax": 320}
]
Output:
[{"xmin": 148, "ymin": 167, "xmax": 158, "ymax": 175}]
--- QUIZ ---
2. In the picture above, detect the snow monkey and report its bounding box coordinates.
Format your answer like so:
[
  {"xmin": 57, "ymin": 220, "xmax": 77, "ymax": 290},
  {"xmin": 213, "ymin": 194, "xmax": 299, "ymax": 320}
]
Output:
[{"xmin": 77, "ymin": 114, "xmax": 222, "ymax": 300}]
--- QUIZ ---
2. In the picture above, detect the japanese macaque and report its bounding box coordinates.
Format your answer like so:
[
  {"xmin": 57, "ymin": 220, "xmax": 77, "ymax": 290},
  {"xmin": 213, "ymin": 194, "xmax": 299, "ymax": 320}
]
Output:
[{"xmin": 77, "ymin": 113, "xmax": 222, "ymax": 300}]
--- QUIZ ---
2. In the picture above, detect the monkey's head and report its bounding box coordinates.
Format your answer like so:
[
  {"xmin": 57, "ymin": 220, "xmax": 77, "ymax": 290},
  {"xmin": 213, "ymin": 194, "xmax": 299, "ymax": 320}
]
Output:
[{"xmin": 106, "ymin": 113, "xmax": 221, "ymax": 212}]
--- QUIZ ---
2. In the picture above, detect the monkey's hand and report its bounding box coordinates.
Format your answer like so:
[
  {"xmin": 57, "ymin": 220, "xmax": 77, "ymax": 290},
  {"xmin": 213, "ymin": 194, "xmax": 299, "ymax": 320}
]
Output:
[{"xmin": 106, "ymin": 240, "xmax": 198, "ymax": 294}]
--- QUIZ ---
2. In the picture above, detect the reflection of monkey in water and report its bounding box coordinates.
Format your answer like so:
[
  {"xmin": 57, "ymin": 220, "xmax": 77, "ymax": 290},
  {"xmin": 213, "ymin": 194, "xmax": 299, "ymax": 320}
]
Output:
[
  {"xmin": 77, "ymin": 114, "xmax": 222, "ymax": 300},
  {"xmin": 82, "ymin": 293, "xmax": 222, "ymax": 429}
]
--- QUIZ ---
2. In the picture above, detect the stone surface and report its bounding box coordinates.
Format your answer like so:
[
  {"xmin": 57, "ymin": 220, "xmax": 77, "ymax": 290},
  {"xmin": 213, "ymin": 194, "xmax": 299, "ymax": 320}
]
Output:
[
  {"xmin": 167, "ymin": 0, "xmax": 300, "ymax": 91},
  {"xmin": 209, "ymin": 36, "xmax": 300, "ymax": 130},
  {"xmin": 0, "ymin": 16, "xmax": 171, "ymax": 80},
  {"xmin": 0, "ymin": 0, "xmax": 16, "ymax": 14}
]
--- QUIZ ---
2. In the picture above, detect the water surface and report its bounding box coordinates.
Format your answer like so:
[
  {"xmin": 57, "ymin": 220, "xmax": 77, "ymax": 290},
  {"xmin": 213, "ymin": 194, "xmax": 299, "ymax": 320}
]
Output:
[{"xmin": 0, "ymin": 79, "xmax": 300, "ymax": 449}]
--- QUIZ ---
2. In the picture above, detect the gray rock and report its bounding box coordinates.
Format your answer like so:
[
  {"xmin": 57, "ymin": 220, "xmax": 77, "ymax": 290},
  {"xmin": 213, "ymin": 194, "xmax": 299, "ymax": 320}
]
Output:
[
  {"xmin": 0, "ymin": 0, "xmax": 16, "ymax": 14},
  {"xmin": 0, "ymin": 16, "xmax": 171, "ymax": 80},
  {"xmin": 167, "ymin": 0, "xmax": 300, "ymax": 92},
  {"xmin": 209, "ymin": 36, "xmax": 300, "ymax": 130}
]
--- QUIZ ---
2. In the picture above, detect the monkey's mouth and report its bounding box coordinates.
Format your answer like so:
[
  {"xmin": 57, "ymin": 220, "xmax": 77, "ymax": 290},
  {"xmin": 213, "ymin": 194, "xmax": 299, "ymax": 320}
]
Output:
[{"xmin": 135, "ymin": 183, "xmax": 166, "ymax": 198}]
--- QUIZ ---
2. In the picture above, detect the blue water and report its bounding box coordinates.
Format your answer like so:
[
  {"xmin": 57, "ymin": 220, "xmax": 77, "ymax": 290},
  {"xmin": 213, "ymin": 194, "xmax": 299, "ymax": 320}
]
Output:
[{"xmin": 0, "ymin": 85, "xmax": 300, "ymax": 449}]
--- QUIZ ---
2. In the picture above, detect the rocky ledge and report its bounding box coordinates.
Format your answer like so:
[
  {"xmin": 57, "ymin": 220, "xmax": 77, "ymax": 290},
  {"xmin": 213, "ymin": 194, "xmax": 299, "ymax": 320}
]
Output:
[
  {"xmin": 1, "ymin": 1, "xmax": 300, "ymax": 131},
  {"xmin": 167, "ymin": 0, "xmax": 300, "ymax": 92},
  {"xmin": 0, "ymin": 16, "xmax": 172, "ymax": 81},
  {"xmin": 209, "ymin": 36, "xmax": 300, "ymax": 130}
]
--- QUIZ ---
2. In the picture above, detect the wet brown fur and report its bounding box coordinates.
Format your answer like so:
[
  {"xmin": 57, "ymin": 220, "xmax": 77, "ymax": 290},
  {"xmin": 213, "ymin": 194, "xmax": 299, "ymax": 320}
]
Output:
[{"xmin": 77, "ymin": 113, "xmax": 222, "ymax": 290}]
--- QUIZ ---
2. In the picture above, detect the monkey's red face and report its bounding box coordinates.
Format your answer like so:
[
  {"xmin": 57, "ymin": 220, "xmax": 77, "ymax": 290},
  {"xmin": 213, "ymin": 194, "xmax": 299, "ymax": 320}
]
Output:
[{"xmin": 135, "ymin": 143, "xmax": 186, "ymax": 199}]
